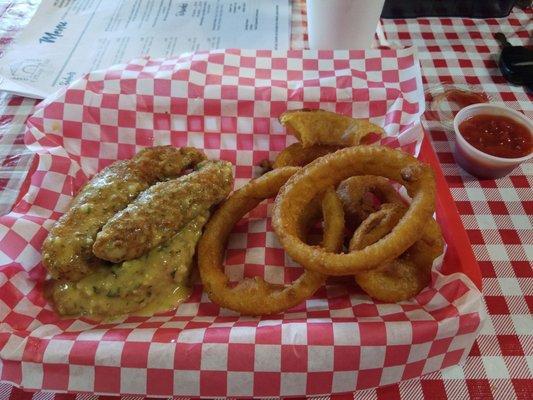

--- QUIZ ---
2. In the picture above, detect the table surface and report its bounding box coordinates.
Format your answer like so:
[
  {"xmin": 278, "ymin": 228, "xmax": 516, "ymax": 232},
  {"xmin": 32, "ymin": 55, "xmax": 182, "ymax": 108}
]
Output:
[{"xmin": 0, "ymin": 1, "xmax": 532, "ymax": 399}]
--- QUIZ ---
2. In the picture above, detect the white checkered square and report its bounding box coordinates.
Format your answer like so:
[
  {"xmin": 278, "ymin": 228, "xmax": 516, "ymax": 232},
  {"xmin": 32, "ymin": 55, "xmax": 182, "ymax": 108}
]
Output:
[
  {"xmin": 19, "ymin": 363, "xmax": 44, "ymax": 390},
  {"xmin": 282, "ymin": 323, "xmax": 308, "ymax": 345},
  {"xmin": 255, "ymin": 345, "xmax": 281, "ymax": 371},
  {"xmin": 227, "ymin": 372, "xmax": 254, "ymax": 396},
  {"xmin": 360, "ymin": 346, "xmax": 386, "ymax": 369},
  {"xmin": 200, "ymin": 343, "xmax": 228, "ymax": 370},
  {"xmin": 120, "ymin": 368, "xmax": 147, "ymax": 394},
  {"xmin": 380, "ymin": 366, "xmax": 406, "ymax": 386},
  {"xmin": 333, "ymin": 323, "xmax": 361, "ymax": 345},
  {"xmin": 94, "ymin": 342, "xmax": 125, "ymax": 367},
  {"xmin": 68, "ymin": 365, "xmax": 95, "ymax": 391},
  {"xmin": 280, "ymin": 372, "xmax": 307, "ymax": 396},
  {"xmin": 332, "ymin": 371, "xmax": 357, "ymax": 393},
  {"xmin": 147, "ymin": 343, "xmax": 176, "ymax": 369},
  {"xmin": 308, "ymin": 346, "xmax": 334, "ymax": 372},
  {"xmin": 173, "ymin": 370, "xmax": 200, "ymax": 396}
]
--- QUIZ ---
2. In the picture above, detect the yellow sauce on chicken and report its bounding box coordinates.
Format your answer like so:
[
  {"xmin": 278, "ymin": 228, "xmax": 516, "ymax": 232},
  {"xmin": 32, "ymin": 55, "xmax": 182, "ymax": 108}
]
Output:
[
  {"xmin": 48, "ymin": 213, "xmax": 208, "ymax": 320},
  {"xmin": 135, "ymin": 285, "xmax": 191, "ymax": 317}
]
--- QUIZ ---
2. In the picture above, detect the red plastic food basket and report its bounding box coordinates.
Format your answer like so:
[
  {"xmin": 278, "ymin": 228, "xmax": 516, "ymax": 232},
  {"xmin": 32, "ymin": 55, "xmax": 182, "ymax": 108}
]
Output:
[{"xmin": 0, "ymin": 48, "xmax": 484, "ymax": 397}]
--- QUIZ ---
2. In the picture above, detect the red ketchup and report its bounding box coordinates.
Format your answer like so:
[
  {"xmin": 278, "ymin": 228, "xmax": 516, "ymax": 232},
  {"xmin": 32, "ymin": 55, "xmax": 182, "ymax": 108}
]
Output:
[
  {"xmin": 444, "ymin": 89, "xmax": 489, "ymax": 109},
  {"xmin": 458, "ymin": 114, "xmax": 532, "ymax": 159}
]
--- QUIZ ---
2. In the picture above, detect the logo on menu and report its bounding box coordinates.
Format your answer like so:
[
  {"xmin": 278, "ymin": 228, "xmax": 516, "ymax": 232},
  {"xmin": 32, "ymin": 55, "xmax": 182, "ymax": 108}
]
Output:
[
  {"xmin": 39, "ymin": 21, "xmax": 67, "ymax": 44},
  {"xmin": 9, "ymin": 58, "xmax": 49, "ymax": 82}
]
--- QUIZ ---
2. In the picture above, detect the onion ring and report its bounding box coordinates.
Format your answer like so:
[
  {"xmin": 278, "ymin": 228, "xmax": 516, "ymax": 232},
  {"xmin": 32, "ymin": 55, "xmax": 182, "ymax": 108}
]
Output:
[
  {"xmin": 321, "ymin": 187, "xmax": 345, "ymax": 253},
  {"xmin": 347, "ymin": 195, "xmax": 443, "ymax": 302},
  {"xmin": 352, "ymin": 218, "xmax": 444, "ymax": 302},
  {"xmin": 272, "ymin": 145, "xmax": 436, "ymax": 276},
  {"xmin": 336, "ymin": 175, "xmax": 404, "ymax": 226},
  {"xmin": 348, "ymin": 203, "xmax": 406, "ymax": 250},
  {"xmin": 272, "ymin": 143, "xmax": 342, "ymax": 168},
  {"xmin": 198, "ymin": 167, "xmax": 329, "ymax": 316}
]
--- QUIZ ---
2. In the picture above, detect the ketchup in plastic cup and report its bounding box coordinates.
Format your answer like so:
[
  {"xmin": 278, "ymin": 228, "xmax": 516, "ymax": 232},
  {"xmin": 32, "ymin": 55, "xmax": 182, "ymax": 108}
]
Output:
[
  {"xmin": 444, "ymin": 89, "xmax": 490, "ymax": 112},
  {"xmin": 453, "ymin": 104, "xmax": 533, "ymax": 179},
  {"xmin": 426, "ymin": 84, "xmax": 491, "ymax": 130}
]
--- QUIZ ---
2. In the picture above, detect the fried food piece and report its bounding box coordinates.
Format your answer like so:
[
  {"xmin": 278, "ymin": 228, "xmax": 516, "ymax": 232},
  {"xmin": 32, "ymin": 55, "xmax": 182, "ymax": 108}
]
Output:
[
  {"xmin": 279, "ymin": 109, "xmax": 384, "ymax": 148},
  {"xmin": 198, "ymin": 167, "xmax": 332, "ymax": 316},
  {"xmin": 348, "ymin": 203, "xmax": 406, "ymax": 250},
  {"xmin": 321, "ymin": 187, "xmax": 345, "ymax": 253},
  {"xmin": 352, "ymin": 218, "xmax": 444, "ymax": 302},
  {"xmin": 272, "ymin": 145, "xmax": 436, "ymax": 276},
  {"xmin": 337, "ymin": 175, "xmax": 405, "ymax": 226},
  {"xmin": 93, "ymin": 160, "xmax": 233, "ymax": 263},
  {"xmin": 42, "ymin": 146, "xmax": 206, "ymax": 281},
  {"xmin": 272, "ymin": 143, "xmax": 342, "ymax": 168},
  {"xmin": 258, "ymin": 158, "xmax": 274, "ymax": 174},
  {"xmin": 49, "ymin": 213, "xmax": 209, "ymax": 318},
  {"xmin": 337, "ymin": 184, "xmax": 444, "ymax": 303}
]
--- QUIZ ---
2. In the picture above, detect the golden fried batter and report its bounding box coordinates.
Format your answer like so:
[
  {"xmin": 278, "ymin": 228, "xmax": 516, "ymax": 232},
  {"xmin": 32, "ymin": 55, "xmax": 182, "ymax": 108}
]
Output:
[
  {"xmin": 42, "ymin": 146, "xmax": 206, "ymax": 281},
  {"xmin": 93, "ymin": 160, "xmax": 233, "ymax": 262},
  {"xmin": 272, "ymin": 143, "xmax": 342, "ymax": 168},
  {"xmin": 348, "ymin": 203, "xmax": 406, "ymax": 250},
  {"xmin": 336, "ymin": 175, "xmax": 405, "ymax": 227},
  {"xmin": 279, "ymin": 109, "xmax": 384, "ymax": 148},
  {"xmin": 353, "ymin": 219, "xmax": 444, "ymax": 302}
]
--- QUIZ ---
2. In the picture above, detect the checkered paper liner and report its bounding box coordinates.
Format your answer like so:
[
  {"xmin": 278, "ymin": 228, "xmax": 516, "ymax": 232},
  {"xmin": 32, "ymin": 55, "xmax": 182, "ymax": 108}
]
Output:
[{"xmin": 0, "ymin": 48, "xmax": 484, "ymax": 397}]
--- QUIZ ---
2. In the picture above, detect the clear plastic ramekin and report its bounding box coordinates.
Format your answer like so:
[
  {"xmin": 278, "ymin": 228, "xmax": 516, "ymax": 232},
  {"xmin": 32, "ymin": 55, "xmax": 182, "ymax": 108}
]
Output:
[{"xmin": 453, "ymin": 104, "xmax": 532, "ymax": 179}]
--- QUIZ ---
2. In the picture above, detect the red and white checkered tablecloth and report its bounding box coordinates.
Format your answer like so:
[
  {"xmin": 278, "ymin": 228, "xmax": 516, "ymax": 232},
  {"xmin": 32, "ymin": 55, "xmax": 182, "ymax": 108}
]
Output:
[{"xmin": 0, "ymin": 0, "xmax": 531, "ymax": 399}]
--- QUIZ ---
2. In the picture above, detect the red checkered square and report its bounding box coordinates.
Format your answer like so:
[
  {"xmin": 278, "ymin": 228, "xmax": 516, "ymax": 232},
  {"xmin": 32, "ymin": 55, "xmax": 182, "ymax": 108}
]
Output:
[
  {"xmin": 227, "ymin": 343, "xmax": 255, "ymax": 371},
  {"xmin": 307, "ymin": 323, "xmax": 334, "ymax": 345},
  {"xmin": 253, "ymin": 371, "xmax": 281, "ymax": 396},
  {"xmin": 69, "ymin": 341, "xmax": 99, "ymax": 365},
  {"xmin": 384, "ymin": 345, "xmax": 411, "ymax": 366},
  {"xmin": 94, "ymin": 366, "xmax": 121, "ymax": 393},
  {"xmin": 199, "ymin": 371, "xmax": 227, "ymax": 397},
  {"xmin": 255, "ymin": 324, "xmax": 282, "ymax": 345},
  {"xmin": 146, "ymin": 369, "xmax": 173, "ymax": 396},
  {"xmin": 307, "ymin": 371, "xmax": 333, "ymax": 394},
  {"xmin": 357, "ymin": 368, "xmax": 383, "ymax": 390},
  {"xmin": 203, "ymin": 326, "xmax": 231, "ymax": 343},
  {"xmin": 42, "ymin": 364, "xmax": 69, "ymax": 390},
  {"xmin": 1, "ymin": 360, "xmax": 22, "ymax": 384},
  {"xmin": 333, "ymin": 346, "xmax": 360, "ymax": 371},
  {"xmin": 485, "ymin": 296, "xmax": 510, "ymax": 315},
  {"xmin": 429, "ymin": 338, "xmax": 453, "ymax": 357},
  {"xmin": 120, "ymin": 342, "xmax": 150, "ymax": 368},
  {"xmin": 174, "ymin": 343, "xmax": 201, "ymax": 370},
  {"xmin": 402, "ymin": 360, "xmax": 426, "ymax": 380},
  {"xmin": 281, "ymin": 345, "xmax": 308, "ymax": 372},
  {"xmin": 360, "ymin": 322, "xmax": 387, "ymax": 346}
]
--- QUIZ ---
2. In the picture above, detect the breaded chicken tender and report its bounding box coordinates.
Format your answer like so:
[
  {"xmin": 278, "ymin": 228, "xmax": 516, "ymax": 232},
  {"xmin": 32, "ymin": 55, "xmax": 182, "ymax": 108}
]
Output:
[
  {"xmin": 92, "ymin": 160, "xmax": 233, "ymax": 262},
  {"xmin": 42, "ymin": 146, "xmax": 206, "ymax": 281}
]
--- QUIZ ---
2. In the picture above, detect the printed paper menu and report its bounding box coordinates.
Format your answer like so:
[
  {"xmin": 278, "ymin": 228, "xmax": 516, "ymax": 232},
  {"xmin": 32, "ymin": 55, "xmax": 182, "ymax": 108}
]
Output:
[{"xmin": 0, "ymin": 0, "xmax": 290, "ymax": 98}]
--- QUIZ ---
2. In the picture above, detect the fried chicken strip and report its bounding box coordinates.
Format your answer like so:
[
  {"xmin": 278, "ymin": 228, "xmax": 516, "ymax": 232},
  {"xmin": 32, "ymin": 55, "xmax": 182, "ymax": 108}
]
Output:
[
  {"xmin": 42, "ymin": 146, "xmax": 206, "ymax": 281},
  {"xmin": 92, "ymin": 160, "xmax": 233, "ymax": 262}
]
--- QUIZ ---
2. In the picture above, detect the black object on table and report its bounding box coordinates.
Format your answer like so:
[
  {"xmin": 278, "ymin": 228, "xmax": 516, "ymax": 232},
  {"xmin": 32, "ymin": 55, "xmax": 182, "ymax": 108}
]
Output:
[
  {"xmin": 495, "ymin": 32, "xmax": 533, "ymax": 93},
  {"xmin": 381, "ymin": 0, "xmax": 518, "ymax": 18}
]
